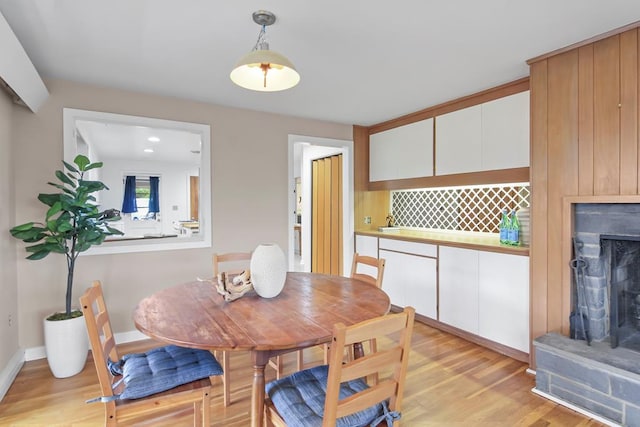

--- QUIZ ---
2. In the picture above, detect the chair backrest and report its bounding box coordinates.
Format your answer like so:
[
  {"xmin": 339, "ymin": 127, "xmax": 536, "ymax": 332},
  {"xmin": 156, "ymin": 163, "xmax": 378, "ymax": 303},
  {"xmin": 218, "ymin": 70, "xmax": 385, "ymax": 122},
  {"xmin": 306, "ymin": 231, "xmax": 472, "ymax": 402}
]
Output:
[
  {"xmin": 213, "ymin": 252, "xmax": 252, "ymax": 277},
  {"xmin": 323, "ymin": 306, "xmax": 415, "ymax": 426},
  {"xmin": 79, "ymin": 280, "xmax": 121, "ymax": 401},
  {"xmin": 350, "ymin": 253, "xmax": 386, "ymax": 288}
]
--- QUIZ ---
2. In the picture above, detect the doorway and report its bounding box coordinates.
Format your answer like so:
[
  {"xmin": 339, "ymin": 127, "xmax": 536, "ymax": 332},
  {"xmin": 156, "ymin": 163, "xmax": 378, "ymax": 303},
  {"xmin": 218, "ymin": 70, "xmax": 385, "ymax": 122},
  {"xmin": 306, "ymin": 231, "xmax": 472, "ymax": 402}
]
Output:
[
  {"xmin": 288, "ymin": 135, "xmax": 353, "ymax": 275},
  {"xmin": 311, "ymin": 154, "xmax": 343, "ymax": 275}
]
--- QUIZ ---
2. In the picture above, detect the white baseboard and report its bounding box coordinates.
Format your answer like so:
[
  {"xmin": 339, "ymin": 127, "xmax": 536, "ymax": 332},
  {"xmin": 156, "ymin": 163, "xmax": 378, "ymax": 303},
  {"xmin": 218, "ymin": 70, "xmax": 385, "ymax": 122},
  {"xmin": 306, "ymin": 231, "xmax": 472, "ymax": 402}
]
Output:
[
  {"xmin": 24, "ymin": 329, "xmax": 149, "ymax": 362},
  {"xmin": 115, "ymin": 329, "xmax": 148, "ymax": 345},
  {"xmin": 0, "ymin": 349, "xmax": 25, "ymax": 402},
  {"xmin": 24, "ymin": 345, "xmax": 46, "ymax": 361},
  {"xmin": 531, "ymin": 387, "xmax": 620, "ymax": 427}
]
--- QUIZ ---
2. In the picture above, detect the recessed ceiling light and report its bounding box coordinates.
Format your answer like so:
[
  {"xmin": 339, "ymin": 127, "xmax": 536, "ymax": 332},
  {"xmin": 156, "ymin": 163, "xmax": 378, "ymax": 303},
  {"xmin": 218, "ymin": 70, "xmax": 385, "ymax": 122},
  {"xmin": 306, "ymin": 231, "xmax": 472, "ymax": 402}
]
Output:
[
  {"xmin": 148, "ymin": 136, "xmax": 160, "ymax": 142},
  {"xmin": 144, "ymin": 148, "xmax": 154, "ymax": 153}
]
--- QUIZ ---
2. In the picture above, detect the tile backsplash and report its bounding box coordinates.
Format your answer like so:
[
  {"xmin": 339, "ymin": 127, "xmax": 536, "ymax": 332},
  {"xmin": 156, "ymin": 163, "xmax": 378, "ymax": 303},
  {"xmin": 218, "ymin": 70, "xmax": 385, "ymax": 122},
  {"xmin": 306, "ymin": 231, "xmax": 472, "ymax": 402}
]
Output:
[{"xmin": 391, "ymin": 183, "xmax": 530, "ymax": 233}]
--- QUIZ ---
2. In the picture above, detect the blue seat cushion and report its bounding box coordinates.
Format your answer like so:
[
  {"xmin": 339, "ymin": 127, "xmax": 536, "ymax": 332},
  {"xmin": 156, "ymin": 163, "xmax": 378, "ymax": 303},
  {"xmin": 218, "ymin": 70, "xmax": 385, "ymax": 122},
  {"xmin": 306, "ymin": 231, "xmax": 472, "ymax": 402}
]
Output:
[
  {"xmin": 109, "ymin": 345, "xmax": 223, "ymax": 400},
  {"xmin": 265, "ymin": 365, "xmax": 384, "ymax": 427}
]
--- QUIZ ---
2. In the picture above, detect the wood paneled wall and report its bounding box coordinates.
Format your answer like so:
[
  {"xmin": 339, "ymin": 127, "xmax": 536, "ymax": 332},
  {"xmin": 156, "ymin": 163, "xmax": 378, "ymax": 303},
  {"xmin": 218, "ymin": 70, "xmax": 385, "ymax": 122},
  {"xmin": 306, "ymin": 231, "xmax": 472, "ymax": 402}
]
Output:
[
  {"xmin": 353, "ymin": 125, "xmax": 391, "ymax": 231},
  {"xmin": 529, "ymin": 26, "xmax": 640, "ymax": 361}
]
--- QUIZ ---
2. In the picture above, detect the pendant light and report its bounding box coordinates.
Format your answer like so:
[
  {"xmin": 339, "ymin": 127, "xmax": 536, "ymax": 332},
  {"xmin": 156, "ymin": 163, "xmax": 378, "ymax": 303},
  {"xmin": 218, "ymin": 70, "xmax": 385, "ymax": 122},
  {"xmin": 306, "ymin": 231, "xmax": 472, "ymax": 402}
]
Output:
[{"xmin": 230, "ymin": 10, "xmax": 300, "ymax": 92}]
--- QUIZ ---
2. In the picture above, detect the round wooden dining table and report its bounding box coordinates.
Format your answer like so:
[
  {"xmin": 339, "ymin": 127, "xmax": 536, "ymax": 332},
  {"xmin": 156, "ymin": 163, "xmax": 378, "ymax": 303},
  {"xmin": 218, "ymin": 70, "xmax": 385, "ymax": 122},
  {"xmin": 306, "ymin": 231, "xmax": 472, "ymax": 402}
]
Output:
[{"xmin": 132, "ymin": 271, "xmax": 391, "ymax": 427}]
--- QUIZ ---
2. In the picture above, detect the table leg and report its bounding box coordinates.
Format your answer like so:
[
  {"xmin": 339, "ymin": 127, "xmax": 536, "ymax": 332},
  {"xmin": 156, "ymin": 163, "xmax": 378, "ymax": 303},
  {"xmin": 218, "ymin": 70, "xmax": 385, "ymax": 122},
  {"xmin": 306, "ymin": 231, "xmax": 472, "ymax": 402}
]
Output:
[{"xmin": 251, "ymin": 351, "xmax": 271, "ymax": 427}]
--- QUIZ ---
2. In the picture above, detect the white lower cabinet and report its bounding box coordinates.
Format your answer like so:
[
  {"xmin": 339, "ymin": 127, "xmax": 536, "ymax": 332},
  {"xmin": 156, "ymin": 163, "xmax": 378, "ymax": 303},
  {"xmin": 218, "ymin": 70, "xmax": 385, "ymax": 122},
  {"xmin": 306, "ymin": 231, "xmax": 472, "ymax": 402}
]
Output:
[
  {"xmin": 354, "ymin": 233, "xmax": 530, "ymax": 353},
  {"xmin": 439, "ymin": 245, "xmax": 529, "ymax": 352},
  {"xmin": 355, "ymin": 235, "xmax": 378, "ymax": 258},
  {"xmin": 354, "ymin": 235, "xmax": 379, "ymax": 278},
  {"xmin": 478, "ymin": 251, "xmax": 530, "ymax": 353},
  {"xmin": 438, "ymin": 246, "xmax": 479, "ymax": 334},
  {"xmin": 379, "ymin": 249, "xmax": 437, "ymax": 319}
]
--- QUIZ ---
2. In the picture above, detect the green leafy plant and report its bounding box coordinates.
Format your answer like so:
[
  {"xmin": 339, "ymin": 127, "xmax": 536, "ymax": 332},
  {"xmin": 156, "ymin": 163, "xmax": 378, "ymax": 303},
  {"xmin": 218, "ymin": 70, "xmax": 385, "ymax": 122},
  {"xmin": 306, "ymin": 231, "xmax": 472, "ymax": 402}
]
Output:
[{"xmin": 10, "ymin": 155, "xmax": 123, "ymax": 320}]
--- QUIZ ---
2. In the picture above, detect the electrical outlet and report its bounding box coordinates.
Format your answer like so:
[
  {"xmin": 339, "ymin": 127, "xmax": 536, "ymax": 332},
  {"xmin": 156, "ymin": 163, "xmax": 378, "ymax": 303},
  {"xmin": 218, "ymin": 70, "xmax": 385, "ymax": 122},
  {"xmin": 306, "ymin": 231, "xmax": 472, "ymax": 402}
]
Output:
[{"xmin": 364, "ymin": 216, "xmax": 371, "ymax": 224}]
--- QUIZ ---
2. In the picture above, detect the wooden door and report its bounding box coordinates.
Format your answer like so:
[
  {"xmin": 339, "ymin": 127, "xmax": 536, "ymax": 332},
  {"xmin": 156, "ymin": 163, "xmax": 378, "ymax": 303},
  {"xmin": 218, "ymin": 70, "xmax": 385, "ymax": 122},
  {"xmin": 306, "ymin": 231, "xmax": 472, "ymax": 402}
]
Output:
[
  {"xmin": 189, "ymin": 176, "xmax": 199, "ymax": 220},
  {"xmin": 311, "ymin": 154, "xmax": 343, "ymax": 275}
]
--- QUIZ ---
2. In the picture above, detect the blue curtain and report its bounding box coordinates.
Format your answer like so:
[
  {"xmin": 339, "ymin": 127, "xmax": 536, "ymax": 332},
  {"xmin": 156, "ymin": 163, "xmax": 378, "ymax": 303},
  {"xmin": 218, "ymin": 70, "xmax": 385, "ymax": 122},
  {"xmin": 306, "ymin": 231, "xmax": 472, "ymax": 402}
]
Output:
[
  {"xmin": 148, "ymin": 176, "xmax": 160, "ymax": 213},
  {"xmin": 122, "ymin": 176, "xmax": 137, "ymax": 213}
]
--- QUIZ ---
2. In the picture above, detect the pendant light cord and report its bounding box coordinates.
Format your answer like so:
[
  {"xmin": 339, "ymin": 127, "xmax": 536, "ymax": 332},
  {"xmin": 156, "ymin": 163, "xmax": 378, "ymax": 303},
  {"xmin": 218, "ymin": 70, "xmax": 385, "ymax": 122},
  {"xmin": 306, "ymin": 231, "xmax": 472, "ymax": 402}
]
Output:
[{"xmin": 253, "ymin": 25, "xmax": 268, "ymax": 51}]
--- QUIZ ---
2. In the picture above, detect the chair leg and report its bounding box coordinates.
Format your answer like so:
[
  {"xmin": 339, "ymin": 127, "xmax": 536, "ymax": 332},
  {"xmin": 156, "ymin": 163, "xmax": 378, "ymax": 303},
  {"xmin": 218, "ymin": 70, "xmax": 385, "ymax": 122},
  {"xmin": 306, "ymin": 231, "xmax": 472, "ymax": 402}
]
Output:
[
  {"xmin": 194, "ymin": 400, "xmax": 202, "ymax": 427},
  {"xmin": 323, "ymin": 344, "xmax": 330, "ymax": 364},
  {"xmin": 275, "ymin": 356, "xmax": 283, "ymax": 379},
  {"xmin": 105, "ymin": 414, "xmax": 116, "ymax": 427},
  {"xmin": 268, "ymin": 355, "xmax": 284, "ymax": 379},
  {"xmin": 201, "ymin": 389, "xmax": 211, "ymax": 427},
  {"xmin": 296, "ymin": 350, "xmax": 304, "ymax": 371},
  {"xmin": 368, "ymin": 338, "xmax": 378, "ymax": 385},
  {"xmin": 222, "ymin": 350, "xmax": 230, "ymax": 406}
]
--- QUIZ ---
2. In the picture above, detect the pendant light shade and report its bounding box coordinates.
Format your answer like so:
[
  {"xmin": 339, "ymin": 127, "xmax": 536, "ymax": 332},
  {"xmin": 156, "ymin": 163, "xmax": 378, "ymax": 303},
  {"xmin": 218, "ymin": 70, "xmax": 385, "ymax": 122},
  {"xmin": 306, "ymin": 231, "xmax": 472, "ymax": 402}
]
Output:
[{"xmin": 230, "ymin": 10, "xmax": 300, "ymax": 92}]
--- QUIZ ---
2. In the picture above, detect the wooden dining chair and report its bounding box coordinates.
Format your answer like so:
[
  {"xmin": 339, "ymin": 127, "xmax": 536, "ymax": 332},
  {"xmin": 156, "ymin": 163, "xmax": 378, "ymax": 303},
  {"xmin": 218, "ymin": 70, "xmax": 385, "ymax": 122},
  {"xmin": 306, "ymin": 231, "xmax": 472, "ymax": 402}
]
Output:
[
  {"xmin": 265, "ymin": 306, "xmax": 415, "ymax": 427},
  {"xmin": 296, "ymin": 253, "xmax": 386, "ymax": 371},
  {"xmin": 348, "ymin": 253, "xmax": 387, "ymax": 365},
  {"xmin": 350, "ymin": 253, "xmax": 386, "ymax": 289},
  {"xmin": 80, "ymin": 281, "xmax": 222, "ymax": 426},
  {"xmin": 213, "ymin": 252, "xmax": 286, "ymax": 406}
]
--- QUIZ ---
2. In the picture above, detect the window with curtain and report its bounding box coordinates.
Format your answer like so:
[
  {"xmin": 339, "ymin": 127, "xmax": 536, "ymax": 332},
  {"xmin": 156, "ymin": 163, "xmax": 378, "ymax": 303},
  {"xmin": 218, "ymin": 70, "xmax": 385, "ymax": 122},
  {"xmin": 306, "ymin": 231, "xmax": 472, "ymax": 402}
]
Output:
[{"xmin": 122, "ymin": 175, "xmax": 160, "ymax": 221}]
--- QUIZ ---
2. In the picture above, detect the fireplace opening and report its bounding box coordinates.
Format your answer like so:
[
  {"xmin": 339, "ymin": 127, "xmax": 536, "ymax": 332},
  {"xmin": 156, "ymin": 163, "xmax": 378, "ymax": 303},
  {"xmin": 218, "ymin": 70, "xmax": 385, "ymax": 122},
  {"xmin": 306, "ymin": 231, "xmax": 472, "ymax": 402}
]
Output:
[
  {"xmin": 572, "ymin": 202, "xmax": 640, "ymax": 348},
  {"xmin": 602, "ymin": 235, "xmax": 640, "ymax": 352}
]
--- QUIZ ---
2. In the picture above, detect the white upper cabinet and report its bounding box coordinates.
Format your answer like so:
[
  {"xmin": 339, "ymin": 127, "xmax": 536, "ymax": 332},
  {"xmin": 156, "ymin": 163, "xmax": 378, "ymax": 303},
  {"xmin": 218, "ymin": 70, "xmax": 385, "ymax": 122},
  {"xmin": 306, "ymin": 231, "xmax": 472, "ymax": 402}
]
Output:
[
  {"xmin": 369, "ymin": 118, "xmax": 434, "ymax": 182},
  {"xmin": 435, "ymin": 105, "xmax": 482, "ymax": 175},
  {"xmin": 481, "ymin": 91, "xmax": 530, "ymax": 171},
  {"xmin": 435, "ymin": 91, "xmax": 530, "ymax": 176}
]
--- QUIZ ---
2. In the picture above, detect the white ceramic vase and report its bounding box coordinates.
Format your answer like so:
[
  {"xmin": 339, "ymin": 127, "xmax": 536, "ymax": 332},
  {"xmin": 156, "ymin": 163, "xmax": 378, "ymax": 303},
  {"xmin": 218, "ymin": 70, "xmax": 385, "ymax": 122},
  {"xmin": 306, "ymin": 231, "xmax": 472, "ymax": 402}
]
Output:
[
  {"xmin": 250, "ymin": 243, "xmax": 287, "ymax": 298},
  {"xmin": 43, "ymin": 313, "xmax": 89, "ymax": 378}
]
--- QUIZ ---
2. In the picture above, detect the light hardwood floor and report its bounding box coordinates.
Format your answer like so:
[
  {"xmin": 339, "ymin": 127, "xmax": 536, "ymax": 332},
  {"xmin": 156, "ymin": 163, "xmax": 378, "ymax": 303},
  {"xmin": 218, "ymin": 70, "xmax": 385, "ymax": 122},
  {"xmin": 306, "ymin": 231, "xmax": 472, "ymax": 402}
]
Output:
[{"xmin": 0, "ymin": 321, "xmax": 604, "ymax": 426}]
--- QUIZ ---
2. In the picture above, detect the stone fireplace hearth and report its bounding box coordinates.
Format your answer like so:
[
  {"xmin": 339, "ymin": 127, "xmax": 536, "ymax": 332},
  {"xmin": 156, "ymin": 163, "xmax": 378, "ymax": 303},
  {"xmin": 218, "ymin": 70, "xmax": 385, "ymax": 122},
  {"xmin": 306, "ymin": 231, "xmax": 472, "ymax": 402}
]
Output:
[
  {"xmin": 534, "ymin": 333, "xmax": 640, "ymax": 426},
  {"xmin": 534, "ymin": 201, "xmax": 640, "ymax": 426}
]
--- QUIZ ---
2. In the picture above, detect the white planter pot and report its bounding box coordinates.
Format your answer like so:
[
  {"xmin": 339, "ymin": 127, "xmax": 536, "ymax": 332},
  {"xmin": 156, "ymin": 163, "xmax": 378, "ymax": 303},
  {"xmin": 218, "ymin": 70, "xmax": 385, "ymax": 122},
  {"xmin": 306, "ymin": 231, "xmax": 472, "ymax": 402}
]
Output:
[
  {"xmin": 43, "ymin": 313, "xmax": 89, "ymax": 378},
  {"xmin": 251, "ymin": 243, "xmax": 287, "ymax": 298}
]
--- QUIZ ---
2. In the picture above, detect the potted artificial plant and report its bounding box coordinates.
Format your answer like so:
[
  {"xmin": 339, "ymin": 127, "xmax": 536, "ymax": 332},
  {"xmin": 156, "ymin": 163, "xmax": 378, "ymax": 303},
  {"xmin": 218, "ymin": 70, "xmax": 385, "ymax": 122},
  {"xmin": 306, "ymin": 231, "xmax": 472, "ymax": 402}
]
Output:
[{"xmin": 10, "ymin": 154, "xmax": 122, "ymax": 378}]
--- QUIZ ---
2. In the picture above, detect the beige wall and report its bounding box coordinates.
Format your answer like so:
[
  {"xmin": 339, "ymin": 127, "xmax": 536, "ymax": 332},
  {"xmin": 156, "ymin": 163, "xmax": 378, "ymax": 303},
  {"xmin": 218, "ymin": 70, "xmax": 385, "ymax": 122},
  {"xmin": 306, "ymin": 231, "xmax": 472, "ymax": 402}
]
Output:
[
  {"xmin": 0, "ymin": 91, "xmax": 17, "ymax": 369},
  {"xmin": 11, "ymin": 79, "xmax": 352, "ymax": 349}
]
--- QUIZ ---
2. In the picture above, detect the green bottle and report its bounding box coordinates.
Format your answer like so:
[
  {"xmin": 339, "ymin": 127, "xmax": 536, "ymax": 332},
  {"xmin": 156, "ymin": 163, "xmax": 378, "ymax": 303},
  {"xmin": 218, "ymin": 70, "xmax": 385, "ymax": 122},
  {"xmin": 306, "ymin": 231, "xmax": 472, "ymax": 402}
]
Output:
[
  {"xmin": 508, "ymin": 210, "xmax": 520, "ymax": 246},
  {"xmin": 499, "ymin": 209, "xmax": 510, "ymax": 244}
]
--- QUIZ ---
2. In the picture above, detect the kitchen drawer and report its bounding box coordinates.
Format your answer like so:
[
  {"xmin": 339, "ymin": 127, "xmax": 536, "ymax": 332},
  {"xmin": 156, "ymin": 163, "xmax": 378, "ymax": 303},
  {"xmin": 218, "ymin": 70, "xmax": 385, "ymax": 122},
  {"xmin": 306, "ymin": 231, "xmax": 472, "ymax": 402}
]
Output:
[{"xmin": 379, "ymin": 238, "xmax": 437, "ymax": 257}]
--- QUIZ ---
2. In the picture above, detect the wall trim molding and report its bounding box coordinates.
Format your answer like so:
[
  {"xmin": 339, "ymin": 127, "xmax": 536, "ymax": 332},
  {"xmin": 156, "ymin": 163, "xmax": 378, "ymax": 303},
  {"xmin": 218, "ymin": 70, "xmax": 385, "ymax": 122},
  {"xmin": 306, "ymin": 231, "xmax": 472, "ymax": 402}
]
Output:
[
  {"xmin": 0, "ymin": 349, "xmax": 25, "ymax": 402},
  {"xmin": 24, "ymin": 329, "xmax": 148, "ymax": 362}
]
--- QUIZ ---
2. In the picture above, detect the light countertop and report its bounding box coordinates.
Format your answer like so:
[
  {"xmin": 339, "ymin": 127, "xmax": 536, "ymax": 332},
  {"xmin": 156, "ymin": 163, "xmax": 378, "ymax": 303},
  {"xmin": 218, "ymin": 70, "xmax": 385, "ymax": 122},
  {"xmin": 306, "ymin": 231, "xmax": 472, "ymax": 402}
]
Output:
[{"xmin": 355, "ymin": 228, "xmax": 529, "ymax": 256}]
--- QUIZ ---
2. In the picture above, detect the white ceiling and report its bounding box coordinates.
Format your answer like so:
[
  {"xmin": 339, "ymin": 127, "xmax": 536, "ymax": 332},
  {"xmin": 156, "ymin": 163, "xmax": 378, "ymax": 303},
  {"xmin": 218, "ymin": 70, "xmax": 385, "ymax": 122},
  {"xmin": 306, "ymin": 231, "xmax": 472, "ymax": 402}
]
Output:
[
  {"xmin": 1, "ymin": 1, "xmax": 640, "ymax": 126},
  {"xmin": 75, "ymin": 119, "xmax": 202, "ymax": 165}
]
